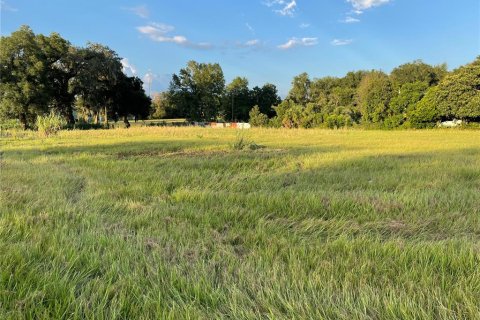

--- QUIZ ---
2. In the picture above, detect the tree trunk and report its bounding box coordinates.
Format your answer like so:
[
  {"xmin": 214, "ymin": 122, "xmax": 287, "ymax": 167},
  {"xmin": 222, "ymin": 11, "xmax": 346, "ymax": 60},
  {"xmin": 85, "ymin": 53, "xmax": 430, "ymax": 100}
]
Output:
[
  {"xmin": 19, "ymin": 112, "xmax": 28, "ymax": 130},
  {"xmin": 65, "ymin": 106, "xmax": 75, "ymax": 125},
  {"xmin": 123, "ymin": 115, "xmax": 131, "ymax": 128},
  {"xmin": 104, "ymin": 106, "xmax": 108, "ymax": 125}
]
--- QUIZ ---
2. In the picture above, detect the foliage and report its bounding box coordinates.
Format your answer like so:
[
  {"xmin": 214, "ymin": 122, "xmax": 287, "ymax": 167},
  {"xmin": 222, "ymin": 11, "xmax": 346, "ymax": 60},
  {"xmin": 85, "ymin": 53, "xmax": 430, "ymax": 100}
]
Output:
[
  {"xmin": 231, "ymin": 132, "xmax": 262, "ymax": 150},
  {"xmin": 390, "ymin": 60, "xmax": 447, "ymax": 88},
  {"xmin": 433, "ymin": 57, "xmax": 480, "ymax": 120},
  {"xmin": 0, "ymin": 26, "xmax": 150, "ymax": 130},
  {"xmin": 357, "ymin": 71, "xmax": 394, "ymax": 123},
  {"xmin": 408, "ymin": 86, "xmax": 441, "ymax": 128},
  {"xmin": 36, "ymin": 112, "xmax": 67, "ymax": 136},
  {"xmin": 250, "ymin": 83, "xmax": 282, "ymax": 117},
  {"xmin": 325, "ymin": 114, "xmax": 353, "ymax": 129},
  {"xmin": 2, "ymin": 26, "xmax": 479, "ymax": 131},
  {"xmin": 287, "ymin": 72, "xmax": 311, "ymax": 104},
  {"xmin": 390, "ymin": 81, "xmax": 429, "ymax": 116},
  {"xmin": 0, "ymin": 26, "xmax": 49, "ymax": 129},
  {"xmin": 112, "ymin": 74, "xmax": 151, "ymax": 127},
  {"xmin": 168, "ymin": 61, "xmax": 225, "ymax": 121},
  {"xmin": 151, "ymin": 92, "xmax": 169, "ymax": 119},
  {"xmin": 248, "ymin": 105, "xmax": 269, "ymax": 127},
  {"xmin": 222, "ymin": 77, "xmax": 251, "ymax": 121}
]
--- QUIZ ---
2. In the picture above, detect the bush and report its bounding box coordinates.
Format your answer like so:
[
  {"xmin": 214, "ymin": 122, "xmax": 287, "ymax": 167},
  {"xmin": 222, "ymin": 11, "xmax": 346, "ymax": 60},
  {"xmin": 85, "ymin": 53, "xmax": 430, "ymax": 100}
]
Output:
[
  {"xmin": 231, "ymin": 132, "xmax": 263, "ymax": 150},
  {"xmin": 249, "ymin": 106, "xmax": 269, "ymax": 127},
  {"xmin": 325, "ymin": 114, "xmax": 353, "ymax": 129},
  {"xmin": 383, "ymin": 115, "xmax": 405, "ymax": 129},
  {"xmin": 36, "ymin": 112, "xmax": 66, "ymax": 137},
  {"xmin": 69, "ymin": 121, "xmax": 109, "ymax": 130},
  {"xmin": 0, "ymin": 119, "xmax": 23, "ymax": 130}
]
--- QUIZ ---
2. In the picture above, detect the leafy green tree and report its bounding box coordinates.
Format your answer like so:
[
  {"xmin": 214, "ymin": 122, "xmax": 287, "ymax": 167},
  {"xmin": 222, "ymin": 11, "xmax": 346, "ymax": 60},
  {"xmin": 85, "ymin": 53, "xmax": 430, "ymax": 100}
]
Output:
[
  {"xmin": 70, "ymin": 43, "xmax": 123, "ymax": 124},
  {"xmin": 250, "ymin": 84, "xmax": 281, "ymax": 117},
  {"xmin": 390, "ymin": 60, "xmax": 446, "ymax": 88},
  {"xmin": 300, "ymin": 103, "xmax": 322, "ymax": 128},
  {"xmin": 37, "ymin": 32, "xmax": 78, "ymax": 124},
  {"xmin": 408, "ymin": 86, "xmax": 441, "ymax": 128},
  {"xmin": 288, "ymin": 72, "xmax": 311, "ymax": 104},
  {"xmin": 151, "ymin": 92, "xmax": 170, "ymax": 119},
  {"xmin": 248, "ymin": 105, "xmax": 269, "ymax": 127},
  {"xmin": 169, "ymin": 61, "xmax": 225, "ymax": 121},
  {"xmin": 357, "ymin": 71, "xmax": 393, "ymax": 123},
  {"xmin": 224, "ymin": 77, "xmax": 251, "ymax": 121},
  {"xmin": 112, "ymin": 75, "xmax": 151, "ymax": 127},
  {"xmin": 0, "ymin": 25, "xmax": 49, "ymax": 129},
  {"xmin": 435, "ymin": 57, "xmax": 480, "ymax": 120},
  {"xmin": 409, "ymin": 57, "xmax": 480, "ymax": 126},
  {"xmin": 389, "ymin": 81, "xmax": 429, "ymax": 126}
]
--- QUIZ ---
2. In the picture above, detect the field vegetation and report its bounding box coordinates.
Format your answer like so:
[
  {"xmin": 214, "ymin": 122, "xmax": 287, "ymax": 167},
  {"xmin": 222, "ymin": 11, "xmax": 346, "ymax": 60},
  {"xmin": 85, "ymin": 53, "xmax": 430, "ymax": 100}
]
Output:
[{"xmin": 1, "ymin": 127, "xmax": 479, "ymax": 319}]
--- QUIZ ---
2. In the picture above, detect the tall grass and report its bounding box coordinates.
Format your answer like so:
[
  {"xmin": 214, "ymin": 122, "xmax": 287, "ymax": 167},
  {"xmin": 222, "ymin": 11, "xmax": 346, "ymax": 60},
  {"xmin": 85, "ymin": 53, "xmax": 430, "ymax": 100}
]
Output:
[{"xmin": 1, "ymin": 127, "xmax": 479, "ymax": 319}]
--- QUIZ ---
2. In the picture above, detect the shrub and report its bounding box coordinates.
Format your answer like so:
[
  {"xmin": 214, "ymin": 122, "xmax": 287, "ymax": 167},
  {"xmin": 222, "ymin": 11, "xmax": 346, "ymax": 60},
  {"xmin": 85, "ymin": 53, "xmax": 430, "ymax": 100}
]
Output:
[
  {"xmin": 325, "ymin": 114, "xmax": 353, "ymax": 129},
  {"xmin": 66, "ymin": 120, "xmax": 108, "ymax": 130},
  {"xmin": 231, "ymin": 132, "xmax": 263, "ymax": 150},
  {"xmin": 0, "ymin": 119, "xmax": 23, "ymax": 131},
  {"xmin": 36, "ymin": 112, "xmax": 66, "ymax": 137},
  {"xmin": 249, "ymin": 106, "xmax": 269, "ymax": 127},
  {"xmin": 383, "ymin": 115, "xmax": 405, "ymax": 129}
]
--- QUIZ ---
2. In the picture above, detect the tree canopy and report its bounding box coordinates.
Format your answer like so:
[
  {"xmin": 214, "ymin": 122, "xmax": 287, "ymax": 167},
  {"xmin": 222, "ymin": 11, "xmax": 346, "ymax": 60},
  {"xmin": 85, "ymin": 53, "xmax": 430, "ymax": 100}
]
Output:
[{"xmin": 0, "ymin": 25, "xmax": 151, "ymax": 129}]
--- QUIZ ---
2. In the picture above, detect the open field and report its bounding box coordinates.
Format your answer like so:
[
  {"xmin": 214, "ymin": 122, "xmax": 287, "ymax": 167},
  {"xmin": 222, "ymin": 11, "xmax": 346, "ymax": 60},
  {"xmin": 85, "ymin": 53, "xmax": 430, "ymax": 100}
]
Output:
[{"xmin": 1, "ymin": 128, "xmax": 479, "ymax": 319}]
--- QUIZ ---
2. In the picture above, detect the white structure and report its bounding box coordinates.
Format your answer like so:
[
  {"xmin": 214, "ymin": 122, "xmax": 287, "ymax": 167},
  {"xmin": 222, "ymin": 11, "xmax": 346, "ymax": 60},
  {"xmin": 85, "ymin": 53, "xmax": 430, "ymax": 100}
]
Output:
[
  {"xmin": 440, "ymin": 119, "xmax": 463, "ymax": 127},
  {"xmin": 237, "ymin": 123, "xmax": 251, "ymax": 129}
]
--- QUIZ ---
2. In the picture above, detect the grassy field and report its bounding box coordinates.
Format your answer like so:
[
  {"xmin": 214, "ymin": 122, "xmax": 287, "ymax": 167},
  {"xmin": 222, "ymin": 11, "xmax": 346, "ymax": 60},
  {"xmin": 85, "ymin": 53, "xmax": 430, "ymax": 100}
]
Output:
[{"xmin": 1, "ymin": 127, "xmax": 479, "ymax": 319}]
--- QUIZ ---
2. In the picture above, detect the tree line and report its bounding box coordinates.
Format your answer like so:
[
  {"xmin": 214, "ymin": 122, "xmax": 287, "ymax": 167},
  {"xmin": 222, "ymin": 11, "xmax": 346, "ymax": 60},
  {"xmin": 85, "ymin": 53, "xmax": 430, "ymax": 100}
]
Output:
[
  {"xmin": 151, "ymin": 61, "xmax": 281, "ymax": 122},
  {"xmin": 0, "ymin": 26, "xmax": 151, "ymax": 129},
  {"xmin": 2, "ymin": 26, "xmax": 479, "ymax": 130},
  {"xmin": 154, "ymin": 56, "xmax": 479, "ymax": 129}
]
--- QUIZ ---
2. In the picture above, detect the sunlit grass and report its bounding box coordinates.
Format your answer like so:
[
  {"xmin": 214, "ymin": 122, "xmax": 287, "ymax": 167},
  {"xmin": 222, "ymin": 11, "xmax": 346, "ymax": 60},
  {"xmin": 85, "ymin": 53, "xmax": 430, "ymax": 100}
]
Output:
[{"xmin": 1, "ymin": 127, "xmax": 479, "ymax": 319}]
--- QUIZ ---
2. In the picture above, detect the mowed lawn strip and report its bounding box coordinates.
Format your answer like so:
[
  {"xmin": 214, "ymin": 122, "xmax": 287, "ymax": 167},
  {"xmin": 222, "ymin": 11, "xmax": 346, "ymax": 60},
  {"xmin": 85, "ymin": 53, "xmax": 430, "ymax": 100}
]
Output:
[{"xmin": 1, "ymin": 128, "xmax": 479, "ymax": 319}]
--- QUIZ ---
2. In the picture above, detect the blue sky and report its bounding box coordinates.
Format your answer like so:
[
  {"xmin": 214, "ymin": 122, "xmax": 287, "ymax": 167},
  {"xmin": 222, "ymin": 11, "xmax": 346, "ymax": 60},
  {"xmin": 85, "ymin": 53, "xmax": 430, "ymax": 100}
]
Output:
[{"xmin": 1, "ymin": 0, "xmax": 479, "ymax": 96}]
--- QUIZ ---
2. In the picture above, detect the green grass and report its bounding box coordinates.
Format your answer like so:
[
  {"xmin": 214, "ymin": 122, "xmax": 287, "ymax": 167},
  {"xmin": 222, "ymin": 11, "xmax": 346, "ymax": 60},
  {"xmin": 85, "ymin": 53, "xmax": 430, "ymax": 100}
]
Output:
[{"xmin": 1, "ymin": 127, "xmax": 479, "ymax": 319}]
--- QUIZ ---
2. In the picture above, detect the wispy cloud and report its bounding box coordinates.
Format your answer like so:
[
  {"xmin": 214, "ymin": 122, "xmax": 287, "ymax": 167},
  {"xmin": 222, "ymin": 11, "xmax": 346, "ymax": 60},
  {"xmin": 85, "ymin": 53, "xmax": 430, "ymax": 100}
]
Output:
[
  {"xmin": 0, "ymin": 0, "xmax": 18, "ymax": 12},
  {"xmin": 299, "ymin": 23, "xmax": 310, "ymax": 28},
  {"xmin": 234, "ymin": 39, "xmax": 264, "ymax": 50},
  {"xmin": 264, "ymin": 0, "xmax": 297, "ymax": 17},
  {"xmin": 278, "ymin": 37, "xmax": 318, "ymax": 50},
  {"xmin": 341, "ymin": 16, "xmax": 360, "ymax": 23},
  {"xmin": 347, "ymin": 0, "xmax": 390, "ymax": 14},
  {"xmin": 246, "ymin": 23, "xmax": 255, "ymax": 34},
  {"xmin": 245, "ymin": 39, "xmax": 261, "ymax": 47},
  {"xmin": 121, "ymin": 58, "xmax": 137, "ymax": 76},
  {"xmin": 137, "ymin": 22, "xmax": 212, "ymax": 49},
  {"xmin": 123, "ymin": 4, "xmax": 149, "ymax": 18},
  {"xmin": 331, "ymin": 39, "xmax": 353, "ymax": 46}
]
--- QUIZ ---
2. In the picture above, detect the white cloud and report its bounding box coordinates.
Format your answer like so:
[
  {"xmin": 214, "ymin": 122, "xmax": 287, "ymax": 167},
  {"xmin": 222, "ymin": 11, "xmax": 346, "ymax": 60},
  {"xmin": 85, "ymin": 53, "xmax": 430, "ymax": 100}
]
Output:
[
  {"xmin": 245, "ymin": 39, "xmax": 260, "ymax": 46},
  {"xmin": 123, "ymin": 5, "xmax": 149, "ymax": 18},
  {"xmin": 264, "ymin": 0, "xmax": 297, "ymax": 17},
  {"xmin": 341, "ymin": 16, "xmax": 360, "ymax": 23},
  {"xmin": 235, "ymin": 39, "xmax": 263, "ymax": 49},
  {"xmin": 144, "ymin": 72, "xmax": 156, "ymax": 84},
  {"xmin": 278, "ymin": 37, "xmax": 318, "ymax": 50},
  {"xmin": 299, "ymin": 23, "xmax": 310, "ymax": 28},
  {"xmin": 137, "ymin": 22, "xmax": 212, "ymax": 49},
  {"xmin": 331, "ymin": 39, "xmax": 353, "ymax": 46},
  {"xmin": 121, "ymin": 58, "xmax": 137, "ymax": 76},
  {"xmin": 246, "ymin": 23, "xmax": 255, "ymax": 34},
  {"xmin": 277, "ymin": 0, "xmax": 296, "ymax": 16},
  {"xmin": 0, "ymin": 0, "xmax": 18, "ymax": 12},
  {"xmin": 143, "ymin": 71, "xmax": 157, "ymax": 95},
  {"xmin": 347, "ymin": 0, "xmax": 390, "ymax": 14}
]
